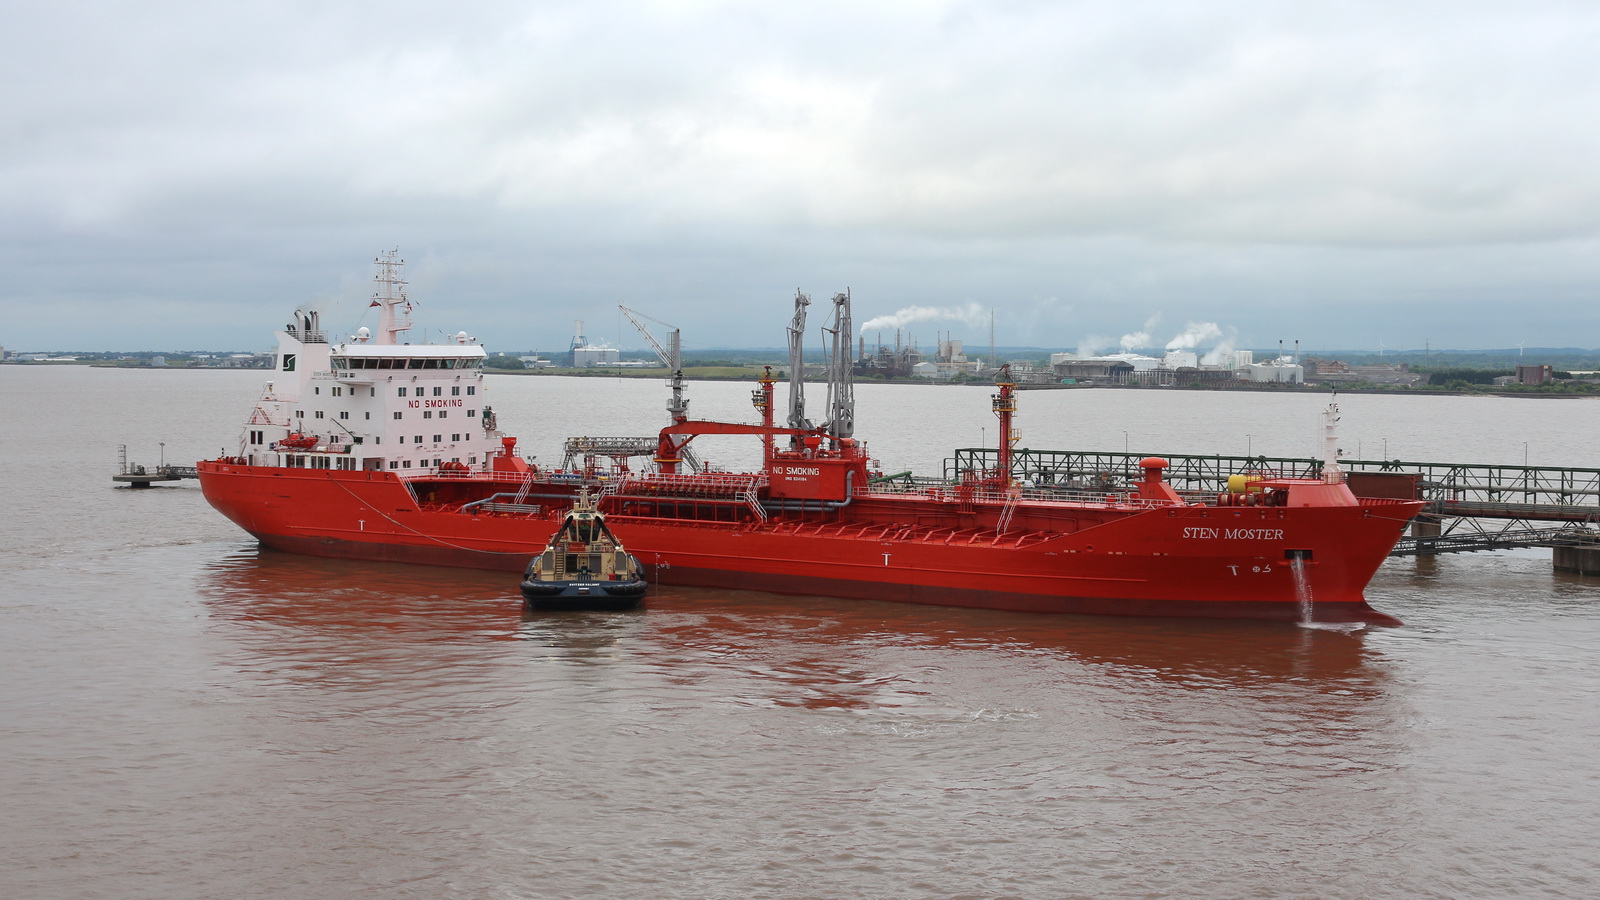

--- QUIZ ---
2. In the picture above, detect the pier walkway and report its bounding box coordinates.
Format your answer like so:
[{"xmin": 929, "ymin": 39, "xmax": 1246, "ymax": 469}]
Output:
[
  {"xmin": 947, "ymin": 448, "xmax": 1600, "ymax": 557},
  {"xmin": 113, "ymin": 444, "xmax": 199, "ymax": 487}
]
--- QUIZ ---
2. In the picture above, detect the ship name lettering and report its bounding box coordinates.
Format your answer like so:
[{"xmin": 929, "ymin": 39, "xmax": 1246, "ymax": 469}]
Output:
[{"xmin": 1224, "ymin": 528, "xmax": 1284, "ymax": 540}]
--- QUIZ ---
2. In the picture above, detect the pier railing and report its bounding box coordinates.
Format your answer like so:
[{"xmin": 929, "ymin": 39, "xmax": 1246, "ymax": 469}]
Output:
[{"xmin": 946, "ymin": 448, "xmax": 1600, "ymax": 523}]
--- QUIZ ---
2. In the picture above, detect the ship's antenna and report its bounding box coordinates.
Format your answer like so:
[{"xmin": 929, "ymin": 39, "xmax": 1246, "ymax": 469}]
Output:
[
  {"xmin": 371, "ymin": 249, "xmax": 411, "ymax": 345},
  {"xmin": 1322, "ymin": 396, "xmax": 1345, "ymax": 484}
]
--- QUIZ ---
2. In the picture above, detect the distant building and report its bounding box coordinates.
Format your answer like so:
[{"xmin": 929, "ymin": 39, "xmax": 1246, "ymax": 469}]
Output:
[
  {"xmin": 855, "ymin": 333, "xmax": 924, "ymax": 378},
  {"xmin": 572, "ymin": 345, "xmax": 620, "ymax": 368},
  {"xmin": 1241, "ymin": 359, "xmax": 1304, "ymax": 383},
  {"xmin": 1052, "ymin": 357, "xmax": 1139, "ymax": 383},
  {"xmin": 1516, "ymin": 364, "xmax": 1554, "ymax": 385},
  {"xmin": 1302, "ymin": 359, "xmax": 1426, "ymax": 387},
  {"xmin": 567, "ymin": 320, "xmax": 588, "ymax": 367}
]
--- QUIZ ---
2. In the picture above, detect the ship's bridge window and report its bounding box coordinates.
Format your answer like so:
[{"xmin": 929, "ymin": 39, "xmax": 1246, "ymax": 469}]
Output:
[{"xmin": 337, "ymin": 357, "xmax": 482, "ymax": 370}]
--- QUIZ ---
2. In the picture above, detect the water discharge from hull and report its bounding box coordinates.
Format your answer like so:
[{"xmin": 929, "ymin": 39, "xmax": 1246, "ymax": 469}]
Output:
[
  {"xmin": 1291, "ymin": 556, "xmax": 1314, "ymax": 624},
  {"xmin": 1291, "ymin": 556, "xmax": 1370, "ymax": 631}
]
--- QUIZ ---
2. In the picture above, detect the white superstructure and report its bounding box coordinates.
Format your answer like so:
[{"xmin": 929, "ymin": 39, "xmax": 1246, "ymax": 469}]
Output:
[{"xmin": 235, "ymin": 251, "xmax": 512, "ymax": 474}]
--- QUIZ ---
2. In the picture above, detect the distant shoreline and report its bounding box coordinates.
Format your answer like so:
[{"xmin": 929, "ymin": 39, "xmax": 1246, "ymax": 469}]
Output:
[{"xmin": 7, "ymin": 361, "xmax": 1590, "ymax": 398}]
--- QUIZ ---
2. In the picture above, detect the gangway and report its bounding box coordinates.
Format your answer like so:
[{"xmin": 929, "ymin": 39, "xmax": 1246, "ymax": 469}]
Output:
[
  {"xmin": 561, "ymin": 435, "xmax": 701, "ymax": 474},
  {"xmin": 1392, "ymin": 520, "xmax": 1600, "ymax": 556}
]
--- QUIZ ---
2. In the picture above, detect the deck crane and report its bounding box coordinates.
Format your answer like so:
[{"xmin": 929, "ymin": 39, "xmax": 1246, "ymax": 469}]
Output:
[{"xmin": 619, "ymin": 305, "xmax": 697, "ymax": 469}]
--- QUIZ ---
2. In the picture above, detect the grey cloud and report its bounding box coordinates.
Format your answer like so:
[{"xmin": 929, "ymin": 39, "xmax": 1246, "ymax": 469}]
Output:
[{"xmin": 3, "ymin": 0, "xmax": 1599, "ymax": 352}]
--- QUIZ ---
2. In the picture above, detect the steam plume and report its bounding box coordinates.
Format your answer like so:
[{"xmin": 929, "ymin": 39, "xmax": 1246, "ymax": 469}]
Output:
[
  {"xmin": 1119, "ymin": 315, "xmax": 1162, "ymax": 351},
  {"xmin": 859, "ymin": 302, "xmax": 986, "ymax": 335},
  {"xmin": 1165, "ymin": 321, "xmax": 1224, "ymax": 350}
]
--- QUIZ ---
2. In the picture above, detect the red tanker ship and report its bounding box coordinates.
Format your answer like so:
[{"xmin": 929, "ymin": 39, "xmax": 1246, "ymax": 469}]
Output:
[{"xmin": 199, "ymin": 254, "xmax": 1422, "ymax": 624}]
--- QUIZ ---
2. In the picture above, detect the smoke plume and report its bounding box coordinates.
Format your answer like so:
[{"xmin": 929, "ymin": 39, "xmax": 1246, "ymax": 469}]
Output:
[
  {"xmin": 1164, "ymin": 321, "xmax": 1225, "ymax": 350},
  {"xmin": 1119, "ymin": 314, "xmax": 1162, "ymax": 351},
  {"xmin": 859, "ymin": 302, "xmax": 987, "ymax": 335},
  {"xmin": 1077, "ymin": 335, "xmax": 1113, "ymax": 357}
]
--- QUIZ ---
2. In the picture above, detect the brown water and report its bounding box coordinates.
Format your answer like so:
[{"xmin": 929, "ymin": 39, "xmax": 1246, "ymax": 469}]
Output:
[{"xmin": 4, "ymin": 366, "xmax": 1599, "ymax": 898}]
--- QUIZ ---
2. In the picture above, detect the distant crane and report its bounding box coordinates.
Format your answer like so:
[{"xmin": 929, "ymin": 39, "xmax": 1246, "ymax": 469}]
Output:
[
  {"xmin": 618, "ymin": 305, "xmax": 700, "ymax": 471},
  {"xmin": 619, "ymin": 305, "xmax": 688, "ymax": 424}
]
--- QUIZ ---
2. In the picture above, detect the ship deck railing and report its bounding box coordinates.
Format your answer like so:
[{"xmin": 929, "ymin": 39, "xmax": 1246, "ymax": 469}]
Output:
[
  {"xmin": 861, "ymin": 481, "xmax": 1178, "ymax": 510},
  {"xmin": 759, "ymin": 516, "xmax": 1062, "ymax": 548},
  {"xmin": 615, "ymin": 472, "xmax": 767, "ymax": 499}
]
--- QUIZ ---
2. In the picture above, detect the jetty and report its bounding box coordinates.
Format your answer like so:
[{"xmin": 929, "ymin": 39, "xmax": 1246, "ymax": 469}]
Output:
[
  {"xmin": 114, "ymin": 444, "xmax": 199, "ymax": 487},
  {"xmin": 949, "ymin": 448, "xmax": 1600, "ymax": 572}
]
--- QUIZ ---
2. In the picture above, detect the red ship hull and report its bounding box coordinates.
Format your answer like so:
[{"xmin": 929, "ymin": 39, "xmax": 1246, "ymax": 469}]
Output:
[{"xmin": 199, "ymin": 461, "xmax": 1420, "ymax": 624}]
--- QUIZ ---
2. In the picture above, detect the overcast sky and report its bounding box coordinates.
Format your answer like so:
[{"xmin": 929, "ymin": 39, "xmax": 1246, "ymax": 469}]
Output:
[{"xmin": 4, "ymin": 0, "xmax": 1599, "ymax": 355}]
